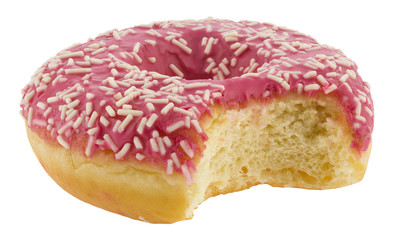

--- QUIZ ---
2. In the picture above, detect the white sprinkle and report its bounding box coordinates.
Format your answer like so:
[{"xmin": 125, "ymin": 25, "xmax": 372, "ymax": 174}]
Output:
[
  {"xmin": 219, "ymin": 63, "xmax": 230, "ymax": 76},
  {"xmin": 133, "ymin": 42, "xmax": 141, "ymax": 53},
  {"xmin": 201, "ymin": 37, "xmax": 208, "ymax": 46},
  {"xmin": 365, "ymin": 106, "xmax": 373, "ymax": 117},
  {"xmin": 146, "ymin": 113, "xmax": 158, "ymax": 128},
  {"xmin": 203, "ymin": 89, "xmax": 210, "ymax": 102},
  {"xmin": 86, "ymin": 102, "xmax": 93, "ymax": 116},
  {"xmin": 145, "ymin": 29, "xmax": 162, "ymax": 37},
  {"xmin": 346, "ymin": 69, "xmax": 357, "ymax": 79},
  {"xmin": 309, "ymin": 59, "xmax": 325, "ymax": 70},
  {"xmin": 303, "ymin": 71, "xmax": 317, "ymax": 79},
  {"xmin": 110, "ymin": 120, "xmax": 120, "ymax": 133},
  {"xmin": 234, "ymin": 44, "xmax": 248, "ymax": 56},
  {"xmin": 116, "ymin": 94, "xmax": 135, "ymax": 107},
  {"xmin": 158, "ymin": 138, "xmax": 166, "ymax": 155},
  {"xmin": 90, "ymin": 58, "xmax": 104, "ymax": 65},
  {"xmin": 267, "ymin": 74, "xmax": 283, "ymax": 83},
  {"xmin": 171, "ymin": 152, "xmax": 181, "ymax": 168},
  {"xmin": 326, "ymin": 72, "xmax": 338, "ymax": 78},
  {"xmin": 137, "ymin": 117, "xmax": 147, "ymax": 134},
  {"xmin": 24, "ymin": 90, "xmax": 36, "ymax": 103},
  {"xmin": 65, "ymin": 110, "xmax": 78, "ymax": 121},
  {"xmin": 304, "ymin": 84, "xmax": 320, "ymax": 92},
  {"xmin": 145, "ymin": 40, "xmax": 156, "ymax": 46},
  {"xmin": 108, "ymin": 45, "xmax": 119, "ymax": 51},
  {"xmin": 72, "ymin": 116, "xmax": 83, "ymax": 129},
  {"xmin": 136, "ymin": 153, "xmax": 145, "ymax": 161},
  {"xmin": 87, "ymin": 111, "xmax": 99, "ymax": 128},
  {"xmin": 120, "ymin": 28, "xmax": 136, "ymax": 37},
  {"xmin": 181, "ymin": 164, "xmax": 193, "ymax": 185},
  {"xmin": 146, "ymin": 102, "xmax": 155, "ymax": 112},
  {"xmin": 163, "ymin": 136, "xmax": 172, "ymax": 147},
  {"xmin": 145, "ymin": 98, "xmax": 169, "ymax": 104},
  {"xmin": 27, "ymin": 107, "xmax": 33, "ymax": 127},
  {"xmin": 173, "ymin": 107, "xmax": 193, "ymax": 116},
  {"xmin": 105, "ymin": 105, "xmax": 116, "ymax": 117},
  {"xmin": 317, "ymin": 75, "xmax": 328, "ymax": 85},
  {"xmin": 150, "ymin": 131, "xmax": 159, "ymax": 140},
  {"xmin": 180, "ymin": 140, "xmax": 194, "ymax": 158},
  {"xmin": 110, "ymin": 69, "xmax": 119, "ymax": 78},
  {"xmin": 57, "ymin": 135, "xmax": 70, "ymax": 149},
  {"xmin": 32, "ymin": 119, "xmax": 47, "ymax": 127},
  {"xmin": 204, "ymin": 37, "xmax": 215, "ymax": 55},
  {"xmin": 246, "ymin": 35, "xmax": 259, "ymax": 42},
  {"xmin": 212, "ymin": 92, "xmax": 222, "ymax": 98},
  {"xmin": 36, "ymin": 102, "xmax": 46, "ymax": 110},
  {"xmin": 148, "ymin": 57, "xmax": 156, "ymax": 63},
  {"xmin": 191, "ymin": 119, "xmax": 203, "ymax": 133},
  {"xmin": 354, "ymin": 98, "xmax": 362, "ymax": 115},
  {"xmin": 113, "ymin": 30, "xmax": 121, "ymax": 40},
  {"xmin": 343, "ymin": 82, "xmax": 353, "ymax": 93},
  {"xmin": 150, "ymin": 138, "xmax": 159, "ymax": 152},
  {"xmin": 172, "ymin": 39, "xmax": 192, "ymax": 54},
  {"xmin": 355, "ymin": 115, "xmax": 366, "ymax": 123},
  {"xmin": 169, "ymin": 64, "xmax": 184, "ymax": 78},
  {"xmin": 282, "ymin": 42, "xmax": 298, "ymax": 52},
  {"xmin": 117, "ymin": 109, "xmax": 144, "ymax": 117},
  {"xmin": 184, "ymin": 82, "xmax": 210, "ymax": 89},
  {"xmin": 161, "ymin": 102, "xmax": 175, "ymax": 115},
  {"xmin": 91, "ymin": 47, "xmax": 106, "ymax": 56},
  {"xmin": 166, "ymin": 120, "xmax": 184, "ymax": 133},
  {"xmin": 81, "ymin": 126, "xmax": 96, "ymax": 136},
  {"xmin": 204, "ymin": 62, "xmax": 216, "ymax": 73},
  {"xmin": 335, "ymin": 58, "xmax": 353, "ymax": 67},
  {"xmin": 100, "ymin": 116, "xmax": 110, "ymax": 127},
  {"xmin": 225, "ymin": 36, "xmax": 238, "ymax": 42},
  {"xmin": 63, "ymin": 92, "xmax": 80, "ymax": 101},
  {"xmin": 324, "ymin": 84, "xmax": 337, "ymax": 94},
  {"xmin": 167, "ymin": 95, "xmax": 183, "ymax": 104},
  {"xmin": 133, "ymin": 136, "xmax": 143, "ymax": 150},
  {"xmin": 297, "ymin": 83, "xmax": 303, "ymax": 94},
  {"xmin": 339, "ymin": 74, "xmax": 349, "ymax": 82},
  {"xmin": 166, "ymin": 160, "xmax": 174, "ymax": 175},
  {"xmin": 130, "ymin": 52, "xmax": 143, "ymax": 63},
  {"xmin": 67, "ymin": 99, "xmax": 80, "ymax": 109},
  {"xmin": 230, "ymin": 42, "xmax": 241, "ymax": 50},
  {"xmin": 65, "ymin": 68, "xmax": 92, "ymax": 75},
  {"xmin": 103, "ymin": 134, "xmax": 118, "ymax": 152},
  {"xmin": 58, "ymin": 51, "xmax": 84, "ymax": 59},
  {"xmin": 60, "ymin": 105, "xmax": 67, "ymax": 120},
  {"xmin": 86, "ymin": 93, "xmax": 95, "ymax": 100},
  {"xmin": 115, "ymin": 143, "xmax": 131, "ymax": 160},
  {"xmin": 43, "ymin": 107, "xmax": 52, "ymax": 118},
  {"xmin": 222, "ymin": 30, "xmax": 239, "ymax": 37},
  {"xmin": 281, "ymin": 81, "xmax": 291, "ymax": 91}
]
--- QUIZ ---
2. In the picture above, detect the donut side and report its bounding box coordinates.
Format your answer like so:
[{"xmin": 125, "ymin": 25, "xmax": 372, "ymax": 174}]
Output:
[
  {"xmin": 26, "ymin": 126, "xmax": 191, "ymax": 223},
  {"xmin": 26, "ymin": 93, "xmax": 371, "ymax": 223}
]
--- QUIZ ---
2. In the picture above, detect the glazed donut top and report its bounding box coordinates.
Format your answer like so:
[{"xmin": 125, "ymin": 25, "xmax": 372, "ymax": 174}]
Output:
[{"xmin": 20, "ymin": 19, "xmax": 373, "ymax": 184}]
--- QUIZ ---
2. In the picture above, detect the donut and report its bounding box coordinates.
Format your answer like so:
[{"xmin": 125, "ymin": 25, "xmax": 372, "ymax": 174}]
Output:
[{"xmin": 20, "ymin": 19, "xmax": 373, "ymax": 223}]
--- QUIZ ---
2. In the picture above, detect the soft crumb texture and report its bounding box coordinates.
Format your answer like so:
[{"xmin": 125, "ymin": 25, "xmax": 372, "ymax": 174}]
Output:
[
  {"xmin": 188, "ymin": 94, "xmax": 370, "ymax": 216},
  {"xmin": 26, "ymin": 94, "xmax": 370, "ymax": 223}
]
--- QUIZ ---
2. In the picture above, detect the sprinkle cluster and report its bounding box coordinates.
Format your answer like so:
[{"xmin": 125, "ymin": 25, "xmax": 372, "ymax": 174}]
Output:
[{"xmin": 21, "ymin": 19, "xmax": 373, "ymax": 184}]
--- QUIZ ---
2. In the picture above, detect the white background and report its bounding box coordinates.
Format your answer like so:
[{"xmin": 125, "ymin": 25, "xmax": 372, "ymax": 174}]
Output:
[{"xmin": 1, "ymin": 0, "xmax": 394, "ymax": 239}]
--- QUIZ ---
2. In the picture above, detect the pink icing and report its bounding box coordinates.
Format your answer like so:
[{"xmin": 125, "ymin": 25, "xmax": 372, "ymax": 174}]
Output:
[{"xmin": 20, "ymin": 19, "xmax": 374, "ymax": 184}]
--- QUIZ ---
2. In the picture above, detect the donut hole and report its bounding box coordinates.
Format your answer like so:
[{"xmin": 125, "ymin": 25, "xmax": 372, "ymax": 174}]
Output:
[{"xmin": 138, "ymin": 30, "xmax": 267, "ymax": 80}]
